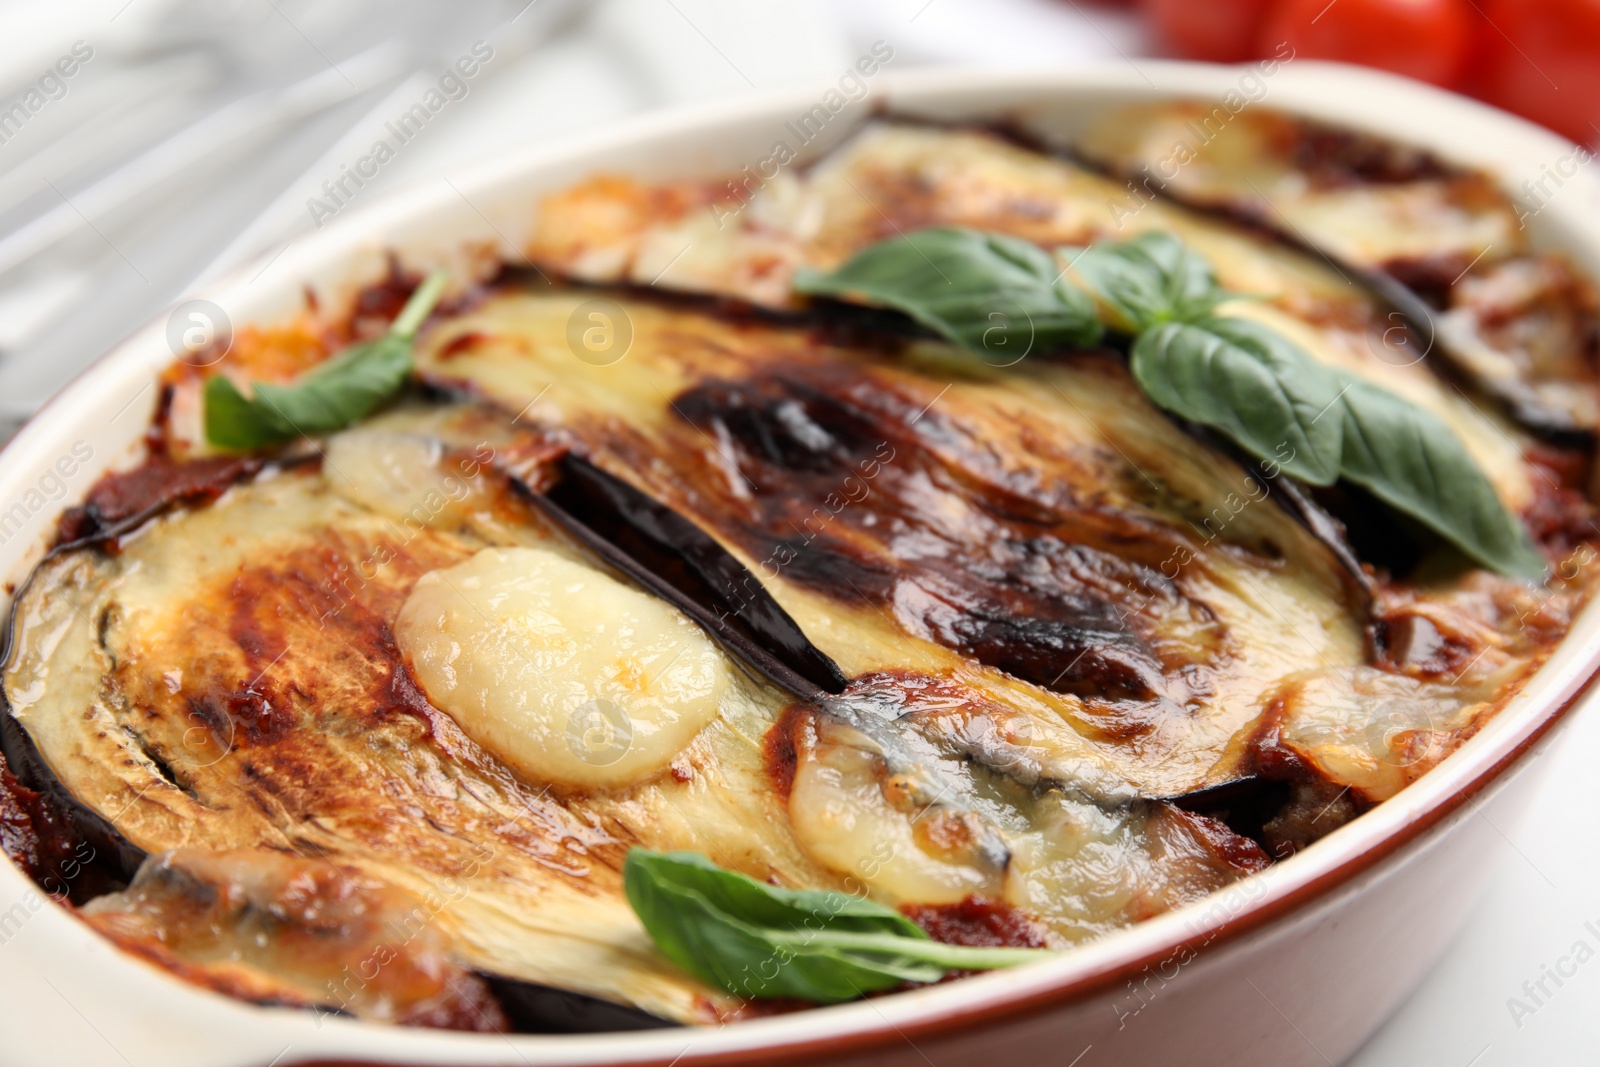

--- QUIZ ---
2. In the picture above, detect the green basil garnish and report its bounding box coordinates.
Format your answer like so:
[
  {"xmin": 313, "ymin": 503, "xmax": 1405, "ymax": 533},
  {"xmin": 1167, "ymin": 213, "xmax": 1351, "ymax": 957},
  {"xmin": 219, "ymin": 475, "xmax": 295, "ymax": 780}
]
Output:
[
  {"xmin": 1069, "ymin": 231, "xmax": 1229, "ymax": 330},
  {"xmin": 622, "ymin": 849, "xmax": 1047, "ymax": 1003},
  {"xmin": 1073, "ymin": 235, "xmax": 1343, "ymax": 483},
  {"xmin": 204, "ymin": 268, "xmax": 449, "ymax": 449},
  {"xmin": 794, "ymin": 226, "xmax": 1102, "ymax": 362},
  {"xmin": 799, "ymin": 228, "xmax": 1545, "ymax": 581},
  {"xmin": 1131, "ymin": 317, "xmax": 1346, "ymax": 486}
]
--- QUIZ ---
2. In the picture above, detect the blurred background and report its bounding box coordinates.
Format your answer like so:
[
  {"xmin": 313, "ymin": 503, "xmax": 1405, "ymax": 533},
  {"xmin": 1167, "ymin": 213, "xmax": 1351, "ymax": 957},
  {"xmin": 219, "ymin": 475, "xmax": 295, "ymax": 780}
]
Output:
[
  {"xmin": 2, "ymin": 0, "xmax": 1595, "ymax": 437},
  {"xmin": 2, "ymin": 0, "xmax": 1598, "ymax": 1063}
]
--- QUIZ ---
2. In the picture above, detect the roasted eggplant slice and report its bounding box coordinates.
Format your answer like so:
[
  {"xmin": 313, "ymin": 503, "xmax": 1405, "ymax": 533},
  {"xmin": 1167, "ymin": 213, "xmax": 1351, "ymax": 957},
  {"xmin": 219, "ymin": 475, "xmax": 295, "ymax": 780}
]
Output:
[
  {"xmin": 416, "ymin": 286, "xmax": 1369, "ymax": 798},
  {"xmin": 1073, "ymin": 103, "xmax": 1519, "ymax": 274},
  {"xmin": 3, "ymin": 450, "xmax": 818, "ymax": 1024},
  {"xmin": 3, "ymin": 397, "xmax": 1272, "ymax": 1024},
  {"xmin": 1433, "ymin": 257, "xmax": 1600, "ymax": 440}
]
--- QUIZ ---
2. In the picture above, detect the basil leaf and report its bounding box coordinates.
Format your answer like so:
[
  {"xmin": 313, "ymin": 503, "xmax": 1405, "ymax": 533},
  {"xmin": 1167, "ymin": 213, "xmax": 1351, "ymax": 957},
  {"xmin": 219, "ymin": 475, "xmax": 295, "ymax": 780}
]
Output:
[
  {"xmin": 794, "ymin": 227, "xmax": 1102, "ymax": 363},
  {"xmin": 1132, "ymin": 317, "xmax": 1543, "ymax": 577},
  {"xmin": 260, "ymin": 339, "xmax": 411, "ymax": 433},
  {"xmin": 1130, "ymin": 317, "xmax": 1346, "ymax": 485},
  {"xmin": 204, "ymin": 268, "xmax": 448, "ymax": 449},
  {"xmin": 202, "ymin": 374, "xmax": 291, "ymax": 450},
  {"xmin": 623, "ymin": 850, "xmax": 1048, "ymax": 1003},
  {"xmin": 1337, "ymin": 378, "xmax": 1547, "ymax": 580},
  {"xmin": 1070, "ymin": 231, "xmax": 1228, "ymax": 330}
]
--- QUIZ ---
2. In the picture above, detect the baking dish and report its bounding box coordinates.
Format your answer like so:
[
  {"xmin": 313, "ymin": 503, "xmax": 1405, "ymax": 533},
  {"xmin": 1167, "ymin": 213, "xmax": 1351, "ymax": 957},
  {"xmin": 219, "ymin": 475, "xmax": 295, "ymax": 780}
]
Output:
[{"xmin": 0, "ymin": 61, "xmax": 1596, "ymax": 1067}]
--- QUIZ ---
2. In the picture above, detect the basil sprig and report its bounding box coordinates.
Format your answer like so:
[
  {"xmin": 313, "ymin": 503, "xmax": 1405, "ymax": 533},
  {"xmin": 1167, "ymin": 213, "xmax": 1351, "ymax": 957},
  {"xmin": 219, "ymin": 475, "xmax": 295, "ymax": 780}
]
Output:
[
  {"xmin": 1072, "ymin": 231, "xmax": 1229, "ymax": 330},
  {"xmin": 800, "ymin": 231, "xmax": 1545, "ymax": 580},
  {"xmin": 204, "ymin": 268, "xmax": 449, "ymax": 449},
  {"xmin": 794, "ymin": 227, "xmax": 1102, "ymax": 364},
  {"xmin": 623, "ymin": 849, "xmax": 1047, "ymax": 1003}
]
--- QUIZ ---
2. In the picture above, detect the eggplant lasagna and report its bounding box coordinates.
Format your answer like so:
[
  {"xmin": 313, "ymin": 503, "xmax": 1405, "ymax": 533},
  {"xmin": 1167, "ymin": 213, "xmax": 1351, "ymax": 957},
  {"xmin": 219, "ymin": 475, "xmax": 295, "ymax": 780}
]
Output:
[{"xmin": 2, "ymin": 104, "xmax": 1596, "ymax": 1030}]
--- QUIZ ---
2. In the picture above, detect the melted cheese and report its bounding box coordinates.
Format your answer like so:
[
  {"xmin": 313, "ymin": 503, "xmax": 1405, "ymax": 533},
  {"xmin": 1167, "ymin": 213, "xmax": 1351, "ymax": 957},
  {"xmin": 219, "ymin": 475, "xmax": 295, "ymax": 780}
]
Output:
[
  {"xmin": 396, "ymin": 546, "xmax": 732, "ymax": 789},
  {"xmin": 788, "ymin": 715, "xmax": 1008, "ymax": 905},
  {"xmin": 324, "ymin": 428, "xmax": 484, "ymax": 528},
  {"xmin": 1266, "ymin": 666, "xmax": 1485, "ymax": 803}
]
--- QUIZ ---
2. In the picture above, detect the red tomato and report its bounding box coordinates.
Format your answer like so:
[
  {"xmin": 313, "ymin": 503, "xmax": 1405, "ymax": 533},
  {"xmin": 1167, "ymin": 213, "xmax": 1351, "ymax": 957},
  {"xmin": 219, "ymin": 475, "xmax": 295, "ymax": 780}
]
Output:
[
  {"xmin": 1260, "ymin": 0, "xmax": 1472, "ymax": 87},
  {"xmin": 1474, "ymin": 0, "xmax": 1600, "ymax": 144},
  {"xmin": 1145, "ymin": 0, "xmax": 1278, "ymax": 63}
]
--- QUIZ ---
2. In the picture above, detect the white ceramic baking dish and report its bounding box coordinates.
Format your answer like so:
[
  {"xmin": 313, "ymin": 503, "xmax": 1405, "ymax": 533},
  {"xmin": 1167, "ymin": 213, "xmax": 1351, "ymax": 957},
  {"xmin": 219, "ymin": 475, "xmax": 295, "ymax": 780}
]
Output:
[{"xmin": 1, "ymin": 62, "xmax": 1596, "ymax": 1067}]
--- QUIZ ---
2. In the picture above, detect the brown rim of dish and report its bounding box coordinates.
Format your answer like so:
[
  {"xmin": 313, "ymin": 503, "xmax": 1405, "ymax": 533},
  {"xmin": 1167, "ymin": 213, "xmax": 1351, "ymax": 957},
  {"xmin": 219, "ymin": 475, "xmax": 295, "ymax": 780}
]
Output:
[{"xmin": 278, "ymin": 660, "xmax": 1600, "ymax": 1067}]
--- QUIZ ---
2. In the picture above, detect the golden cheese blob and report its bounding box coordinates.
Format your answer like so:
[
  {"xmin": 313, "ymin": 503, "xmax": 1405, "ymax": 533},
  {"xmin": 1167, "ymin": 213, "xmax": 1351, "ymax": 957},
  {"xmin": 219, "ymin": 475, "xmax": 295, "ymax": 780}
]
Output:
[{"xmin": 394, "ymin": 546, "xmax": 731, "ymax": 789}]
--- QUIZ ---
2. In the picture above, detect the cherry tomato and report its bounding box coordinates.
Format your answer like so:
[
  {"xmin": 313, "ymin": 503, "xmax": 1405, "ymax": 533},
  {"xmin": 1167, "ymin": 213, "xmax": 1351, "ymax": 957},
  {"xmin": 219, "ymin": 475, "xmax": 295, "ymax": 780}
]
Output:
[
  {"xmin": 1260, "ymin": 0, "xmax": 1472, "ymax": 87},
  {"xmin": 1474, "ymin": 0, "xmax": 1600, "ymax": 144},
  {"xmin": 1145, "ymin": 0, "xmax": 1278, "ymax": 63}
]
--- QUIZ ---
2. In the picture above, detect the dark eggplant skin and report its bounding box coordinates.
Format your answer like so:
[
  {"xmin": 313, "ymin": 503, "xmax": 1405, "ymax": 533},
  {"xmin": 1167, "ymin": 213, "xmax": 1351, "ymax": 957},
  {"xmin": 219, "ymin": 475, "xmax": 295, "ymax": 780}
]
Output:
[
  {"xmin": 1352, "ymin": 262, "xmax": 1596, "ymax": 448},
  {"xmin": 523, "ymin": 452, "xmax": 848, "ymax": 702},
  {"xmin": 1164, "ymin": 775, "xmax": 1291, "ymax": 855},
  {"xmin": 425, "ymin": 361, "xmax": 853, "ymax": 707},
  {"xmin": 0, "ymin": 705, "xmax": 147, "ymax": 894},
  {"xmin": 483, "ymin": 974, "xmax": 679, "ymax": 1033},
  {"xmin": 1267, "ymin": 477, "xmax": 1375, "ymax": 596},
  {"xmin": 0, "ymin": 517, "xmax": 171, "ymax": 894},
  {"xmin": 53, "ymin": 455, "xmax": 265, "ymax": 547}
]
